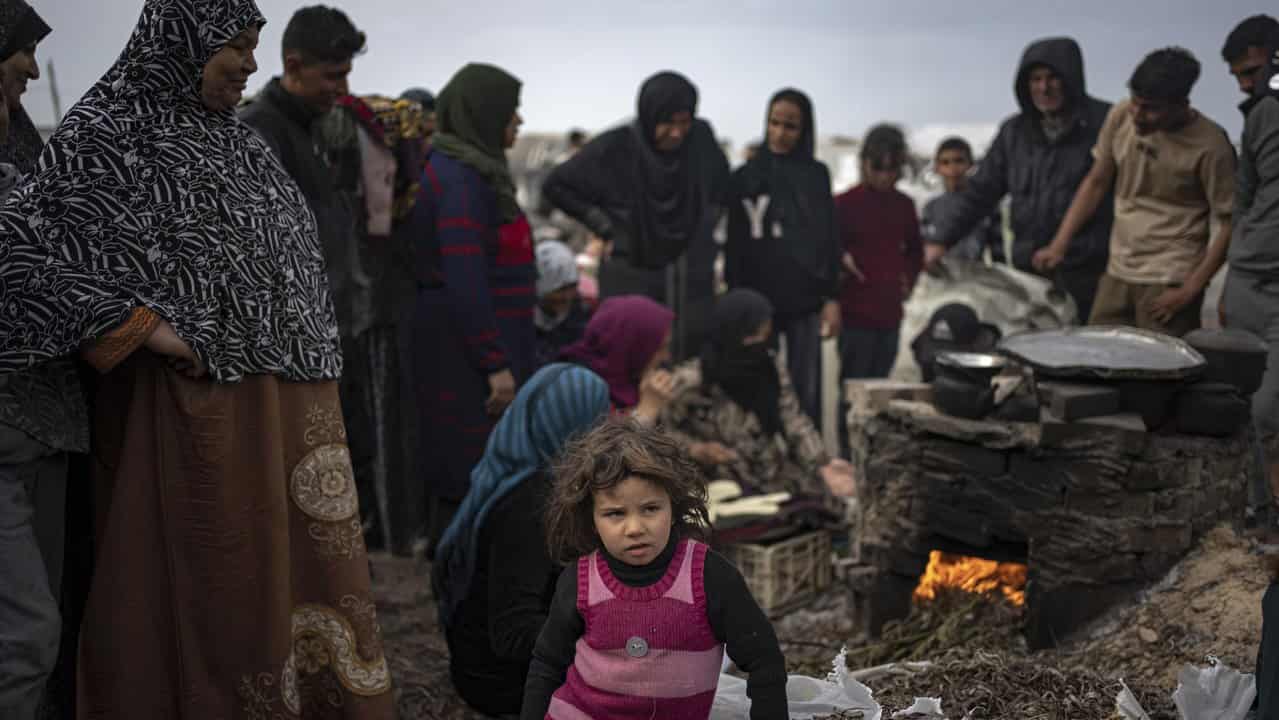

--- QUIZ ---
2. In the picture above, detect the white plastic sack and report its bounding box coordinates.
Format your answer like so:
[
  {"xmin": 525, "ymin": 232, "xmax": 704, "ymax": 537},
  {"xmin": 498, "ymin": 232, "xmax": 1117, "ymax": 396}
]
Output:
[
  {"xmin": 891, "ymin": 697, "xmax": 945, "ymax": 718},
  {"xmin": 1114, "ymin": 680, "xmax": 1152, "ymax": 720},
  {"xmin": 1171, "ymin": 657, "xmax": 1256, "ymax": 720},
  {"xmin": 1113, "ymin": 658, "xmax": 1255, "ymax": 720},
  {"xmin": 711, "ymin": 647, "xmax": 883, "ymax": 720}
]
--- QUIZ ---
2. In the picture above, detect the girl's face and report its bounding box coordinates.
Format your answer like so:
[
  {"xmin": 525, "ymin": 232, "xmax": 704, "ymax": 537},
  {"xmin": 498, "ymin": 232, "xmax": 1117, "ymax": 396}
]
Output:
[
  {"xmin": 766, "ymin": 99, "xmax": 804, "ymax": 156},
  {"xmin": 592, "ymin": 475, "xmax": 673, "ymax": 566},
  {"xmin": 861, "ymin": 154, "xmax": 902, "ymax": 192}
]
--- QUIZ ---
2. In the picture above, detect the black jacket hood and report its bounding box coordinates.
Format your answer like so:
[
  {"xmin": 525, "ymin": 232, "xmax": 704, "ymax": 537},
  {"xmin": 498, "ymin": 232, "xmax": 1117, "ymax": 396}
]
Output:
[{"xmin": 1015, "ymin": 37, "xmax": 1087, "ymax": 116}]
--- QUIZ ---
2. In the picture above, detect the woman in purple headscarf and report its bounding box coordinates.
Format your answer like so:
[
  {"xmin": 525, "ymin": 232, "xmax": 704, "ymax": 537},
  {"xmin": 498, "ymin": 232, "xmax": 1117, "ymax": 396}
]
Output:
[{"xmin": 558, "ymin": 294, "xmax": 676, "ymax": 424}]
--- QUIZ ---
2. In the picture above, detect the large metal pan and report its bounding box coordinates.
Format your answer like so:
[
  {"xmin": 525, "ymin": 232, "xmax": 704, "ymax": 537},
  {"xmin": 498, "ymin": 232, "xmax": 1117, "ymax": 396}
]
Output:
[{"xmin": 997, "ymin": 325, "xmax": 1205, "ymax": 381}]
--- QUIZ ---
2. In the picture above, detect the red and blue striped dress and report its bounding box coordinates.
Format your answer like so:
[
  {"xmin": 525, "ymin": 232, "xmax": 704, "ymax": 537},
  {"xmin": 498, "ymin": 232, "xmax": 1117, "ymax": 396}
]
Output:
[{"xmin": 407, "ymin": 149, "xmax": 536, "ymax": 502}]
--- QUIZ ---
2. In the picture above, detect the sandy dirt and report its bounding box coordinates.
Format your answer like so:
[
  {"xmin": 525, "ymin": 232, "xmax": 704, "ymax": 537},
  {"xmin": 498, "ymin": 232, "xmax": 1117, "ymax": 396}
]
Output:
[{"xmin": 372, "ymin": 524, "xmax": 1268, "ymax": 719}]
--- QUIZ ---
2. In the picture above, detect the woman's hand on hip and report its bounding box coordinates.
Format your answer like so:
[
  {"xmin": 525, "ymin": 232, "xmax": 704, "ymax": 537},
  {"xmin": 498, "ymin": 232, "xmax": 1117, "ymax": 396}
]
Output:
[{"xmin": 145, "ymin": 319, "xmax": 207, "ymax": 379}]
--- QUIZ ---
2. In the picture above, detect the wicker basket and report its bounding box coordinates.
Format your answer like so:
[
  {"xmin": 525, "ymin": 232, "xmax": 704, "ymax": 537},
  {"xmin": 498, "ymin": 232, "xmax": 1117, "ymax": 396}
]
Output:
[{"xmin": 722, "ymin": 530, "xmax": 833, "ymax": 617}]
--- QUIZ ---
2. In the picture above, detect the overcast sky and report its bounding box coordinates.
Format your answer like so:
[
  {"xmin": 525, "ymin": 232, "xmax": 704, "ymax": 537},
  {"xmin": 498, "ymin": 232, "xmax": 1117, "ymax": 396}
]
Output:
[{"xmin": 26, "ymin": 0, "xmax": 1276, "ymax": 151}]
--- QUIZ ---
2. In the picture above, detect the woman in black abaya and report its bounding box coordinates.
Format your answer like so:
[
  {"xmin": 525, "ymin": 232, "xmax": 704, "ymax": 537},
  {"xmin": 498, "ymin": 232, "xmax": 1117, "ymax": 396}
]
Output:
[{"xmin": 540, "ymin": 71, "xmax": 728, "ymax": 358}]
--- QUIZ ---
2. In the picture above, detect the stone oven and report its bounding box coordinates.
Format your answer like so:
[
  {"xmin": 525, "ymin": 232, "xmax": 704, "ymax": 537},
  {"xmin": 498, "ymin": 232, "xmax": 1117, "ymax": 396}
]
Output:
[{"xmin": 844, "ymin": 384, "xmax": 1250, "ymax": 649}]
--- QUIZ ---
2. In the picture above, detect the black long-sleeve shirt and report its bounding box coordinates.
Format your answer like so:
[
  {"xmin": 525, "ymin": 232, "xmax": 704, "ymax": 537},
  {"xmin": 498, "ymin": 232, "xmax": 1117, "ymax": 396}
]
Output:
[
  {"xmin": 446, "ymin": 475, "xmax": 560, "ymax": 716},
  {"xmin": 520, "ymin": 536, "xmax": 789, "ymax": 719}
]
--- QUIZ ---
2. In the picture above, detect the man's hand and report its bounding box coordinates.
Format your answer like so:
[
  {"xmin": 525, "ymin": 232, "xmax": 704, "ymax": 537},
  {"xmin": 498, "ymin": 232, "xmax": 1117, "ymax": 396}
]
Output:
[
  {"xmin": 145, "ymin": 319, "xmax": 207, "ymax": 379},
  {"xmin": 486, "ymin": 369, "xmax": 516, "ymax": 416},
  {"xmin": 690, "ymin": 441, "xmax": 739, "ymax": 465},
  {"xmin": 1031, "ymin": 244, "xmax": 1066, "ymax": 273},
  {"xmin": 923, "ymin": 242, "xmax": 947, "ymax": 271},
  {"xmin": 819, "ymin": 458, "xmax": 857, "ymax": 497},
  {"xmin": 1148, "ymin": 286, "xmax": 1196, "ymax": 326},
  {"xmin": 820, "ymin": 300, "xmax": 841, "ymax": 339},
  {"xmin": 841, "ymin": 253, "xmax": 865, "ymax": 282}
]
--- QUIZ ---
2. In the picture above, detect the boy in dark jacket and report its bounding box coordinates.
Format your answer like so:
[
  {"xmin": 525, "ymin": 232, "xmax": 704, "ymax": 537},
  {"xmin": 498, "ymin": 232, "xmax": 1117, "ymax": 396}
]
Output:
[
  {"xmin": 835, "ymin": 124, "xmax": 922, "ymax": 380},
  {"xmin": 921, "ymin": 137, "xmax": 1005, "ymax": 263},
  {"xmin": 923, "ymin": 37, "xmax": 1113, "ymax": 322}
]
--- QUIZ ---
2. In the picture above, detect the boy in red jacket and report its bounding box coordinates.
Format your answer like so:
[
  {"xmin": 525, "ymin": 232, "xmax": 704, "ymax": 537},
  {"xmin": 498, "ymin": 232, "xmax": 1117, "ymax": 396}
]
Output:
[{"xmin": 835, "ymin": 124, "xmax": 923, "ymax": 379}]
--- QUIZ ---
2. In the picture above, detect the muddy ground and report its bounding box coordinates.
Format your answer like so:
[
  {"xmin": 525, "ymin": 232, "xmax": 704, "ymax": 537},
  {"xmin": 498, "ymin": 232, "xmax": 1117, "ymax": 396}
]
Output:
[{"xmin": 372, "ymin": 524, "xmax": 1267, "ymax": 719}]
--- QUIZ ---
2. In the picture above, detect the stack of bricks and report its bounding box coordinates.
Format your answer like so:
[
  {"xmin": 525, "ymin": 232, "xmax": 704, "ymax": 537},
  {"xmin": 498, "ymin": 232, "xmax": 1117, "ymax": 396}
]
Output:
[{"xmin": 845, "ymin": 397, "xmax": 1249, "ymax": 649}]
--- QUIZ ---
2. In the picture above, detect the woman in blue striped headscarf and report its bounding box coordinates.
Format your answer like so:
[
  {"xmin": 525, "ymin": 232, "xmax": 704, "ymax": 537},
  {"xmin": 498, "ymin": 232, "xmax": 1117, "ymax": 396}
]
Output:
[{"xmin": 432, "ymin": 362, "xmax": 610, "ymax": 717}]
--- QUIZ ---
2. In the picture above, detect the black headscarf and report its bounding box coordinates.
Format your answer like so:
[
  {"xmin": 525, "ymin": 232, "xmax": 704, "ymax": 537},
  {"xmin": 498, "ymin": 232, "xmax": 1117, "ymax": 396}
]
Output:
[
  {"xmin": 546, "ymin": 70, "xmax": 728, "ymax": 269},
  {"xmin": 731, "ymin": 88, "xmax": 836, "ymax": 281},
  {"xmin": 0, "ymin": 0, "xmax": 51, "ymax": 173},
  {"xmin": 0, "ymin": 0, "xmax": 47, "ymax": 61},
  {"xmin": 701, "ymin": 289, "xmax": 782, "ymax": 436},
  {"xmin": 0, "ymin": 0, "xmax": 342, "ymax": 382}
]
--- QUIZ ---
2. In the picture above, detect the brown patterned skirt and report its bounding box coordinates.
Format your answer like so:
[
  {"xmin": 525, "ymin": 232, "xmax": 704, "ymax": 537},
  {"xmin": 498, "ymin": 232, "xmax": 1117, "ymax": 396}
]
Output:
[{"xmin": 78, "ymin": 351, "xmax": 396, "ymax": 719}]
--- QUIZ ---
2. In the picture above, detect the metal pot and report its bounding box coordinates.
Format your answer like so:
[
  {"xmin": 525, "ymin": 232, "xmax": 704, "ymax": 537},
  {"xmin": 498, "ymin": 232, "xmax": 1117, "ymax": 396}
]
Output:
[
  {"xmin": 935, "ymin": 351, "xmax": 1008, "ymax": 386},
  {"xmin": 932, "ymin": 375, "xmax": 996, "ymax": 420}
]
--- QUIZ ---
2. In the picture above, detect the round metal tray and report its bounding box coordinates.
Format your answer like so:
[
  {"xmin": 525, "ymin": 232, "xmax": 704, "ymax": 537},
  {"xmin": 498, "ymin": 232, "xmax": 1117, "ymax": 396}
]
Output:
[{"xmin": 997, "ymin": 325, "xmax": 1206, "ymax": 380}]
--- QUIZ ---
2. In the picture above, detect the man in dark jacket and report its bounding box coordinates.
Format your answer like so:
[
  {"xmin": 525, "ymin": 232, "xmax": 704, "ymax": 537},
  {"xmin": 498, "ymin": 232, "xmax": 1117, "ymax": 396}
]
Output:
[
  {"xmin": 1226, "ymin": 19, "xmax": 1279, "ymax": 525},
  {"xmin": 924, "ymin": 37, "xmax": 1113, "ymax": 322},
  {"xmin": 1223, "ymin": 15, "xmax": 1279, "ymax": 98},
  {"xmin": 239, "ymin": 6, "xmax": 384, "ymax": 541},
  {"xmin": 240, "ymin": 5, "xmax": 365, "ymax": 338},
  {"xmin": 1228, "ymin": 24, "xmax": 1279, "ymax": 717}
]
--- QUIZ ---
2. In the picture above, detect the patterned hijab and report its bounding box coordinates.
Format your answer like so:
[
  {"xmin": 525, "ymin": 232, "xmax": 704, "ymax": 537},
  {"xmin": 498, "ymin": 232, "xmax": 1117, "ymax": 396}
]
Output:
[
  {"xmin": 335, "ymin": 94, "xmax": 430, "ymax": 221},
  {"xmin": 433, "ymin": 363, "xmax": 609, "ymax": 628},
  {"xmin": 0, "ymin": 0, "xmax": 51, "ymax": 173},
  {"xmin": 0, "ymin": 0, "xmax": 341, "ymax": 382}
]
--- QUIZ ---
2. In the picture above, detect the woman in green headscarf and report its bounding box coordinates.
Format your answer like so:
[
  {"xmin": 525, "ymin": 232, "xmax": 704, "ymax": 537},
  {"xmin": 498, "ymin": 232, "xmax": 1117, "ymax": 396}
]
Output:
[{"xmin": 406, "ymin": 63, "xmax": 537, "ymax": 550}]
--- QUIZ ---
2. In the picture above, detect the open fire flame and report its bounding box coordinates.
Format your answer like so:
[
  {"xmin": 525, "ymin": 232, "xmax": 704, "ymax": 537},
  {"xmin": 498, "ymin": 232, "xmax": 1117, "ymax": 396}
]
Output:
[{"xmin": 913, "ymin": 551, "xmax": 1028, "ymax": 606}]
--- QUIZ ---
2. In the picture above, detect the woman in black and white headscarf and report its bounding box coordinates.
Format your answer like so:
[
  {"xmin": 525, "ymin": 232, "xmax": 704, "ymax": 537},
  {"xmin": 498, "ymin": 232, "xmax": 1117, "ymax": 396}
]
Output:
[{"xmin": 0, "ymin": 1, "xmax": 394, "ymax": 716}]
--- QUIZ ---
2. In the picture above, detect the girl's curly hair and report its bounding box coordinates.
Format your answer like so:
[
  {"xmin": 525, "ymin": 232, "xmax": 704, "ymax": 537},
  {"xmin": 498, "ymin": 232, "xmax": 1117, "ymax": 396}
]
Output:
[{"xmin": 545, "ymin": 418, "xmax": 711, "ymax": 563}]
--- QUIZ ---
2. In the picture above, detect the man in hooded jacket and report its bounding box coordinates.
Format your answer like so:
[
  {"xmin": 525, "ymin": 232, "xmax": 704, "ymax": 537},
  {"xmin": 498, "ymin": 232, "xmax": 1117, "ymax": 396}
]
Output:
[{"xmin": 924, "ymin": 37, "xmax": 1113, "ymax": 322}]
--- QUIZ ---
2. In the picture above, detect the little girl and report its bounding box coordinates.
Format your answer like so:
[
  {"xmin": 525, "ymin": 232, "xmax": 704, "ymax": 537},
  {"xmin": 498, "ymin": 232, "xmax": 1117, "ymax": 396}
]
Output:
[{"xmin": 520, "ymin": 420, "xmax": 788, "ymax": 720}]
